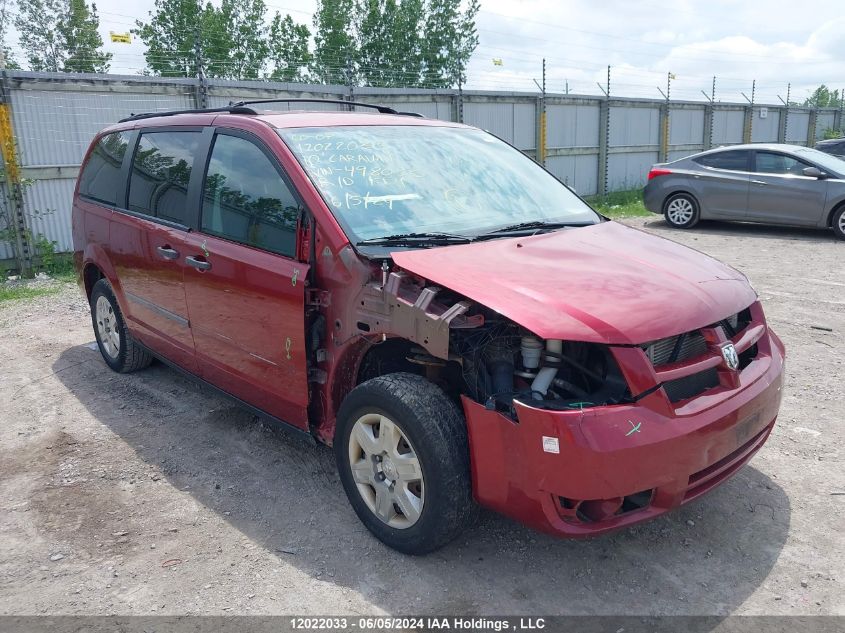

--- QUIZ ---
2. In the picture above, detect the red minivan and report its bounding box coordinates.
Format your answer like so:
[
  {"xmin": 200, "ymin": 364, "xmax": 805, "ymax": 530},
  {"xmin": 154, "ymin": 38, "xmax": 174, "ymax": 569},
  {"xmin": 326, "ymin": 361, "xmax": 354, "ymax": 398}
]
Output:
[{"xmin": 72, "ymin": 100, "xmax": 785, "ymax": 554}]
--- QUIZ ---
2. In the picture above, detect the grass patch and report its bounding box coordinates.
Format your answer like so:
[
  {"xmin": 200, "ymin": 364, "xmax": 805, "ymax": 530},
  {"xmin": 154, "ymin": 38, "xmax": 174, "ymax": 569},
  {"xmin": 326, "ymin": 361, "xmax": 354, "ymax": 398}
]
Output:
[
  {"xmin": 0, "ymin": 256, "xmax": 77, "ymax": 303},
  {"xmin": 587, "ymin": 189, "xmax": 652, "ymax": 219},
  {"xmin": 0, "ymin": 282, "xmax": 62, "ymax": 303}
]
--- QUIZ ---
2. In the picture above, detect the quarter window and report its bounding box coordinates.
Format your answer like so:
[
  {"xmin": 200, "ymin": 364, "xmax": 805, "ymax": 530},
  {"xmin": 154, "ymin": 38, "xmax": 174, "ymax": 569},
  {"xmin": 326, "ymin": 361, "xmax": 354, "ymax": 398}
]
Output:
[
  {"xmin": 79, "ymin": 131, "xmax": 131, "ymax": 206},
  {"xmin": 693, "ymin": 150, "xmax": 751, "ymax": 171},
  {"xmin": 128, "ymin": 131, "xmax": 202, "ymax": 225},
  {"xmin": 755, "ymin": 152, "xmax": 811, "ymax": 175},
  {"xmin": 200, "ymin": 134, "xmax": 300, "ymax": 258}
]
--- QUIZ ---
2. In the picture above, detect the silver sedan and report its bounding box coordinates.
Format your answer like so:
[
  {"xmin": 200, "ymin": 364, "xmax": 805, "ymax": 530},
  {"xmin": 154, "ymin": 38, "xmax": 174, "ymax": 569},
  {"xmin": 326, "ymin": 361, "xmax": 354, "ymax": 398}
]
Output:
[{"xmin": 643, "ymin": 143, "xmax": 845, "ymax": 240}]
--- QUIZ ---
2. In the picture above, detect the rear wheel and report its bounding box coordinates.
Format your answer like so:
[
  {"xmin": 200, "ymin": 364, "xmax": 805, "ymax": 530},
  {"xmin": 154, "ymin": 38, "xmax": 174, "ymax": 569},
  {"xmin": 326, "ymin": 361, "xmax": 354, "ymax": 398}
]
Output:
[
  {"xmin": 833, "ymin": 205, "xmax": 845, "ymax": 240},
  {"xmin": 335, "ymin": 373, "xmax": 476, "ymax": 554},
  {"xmin": 90, "ymin": 279, "xmax": 153, "ymax": 373},
  {"xmin": 663, "ymin": 193, "xmax": 700, "ymax": 229}
]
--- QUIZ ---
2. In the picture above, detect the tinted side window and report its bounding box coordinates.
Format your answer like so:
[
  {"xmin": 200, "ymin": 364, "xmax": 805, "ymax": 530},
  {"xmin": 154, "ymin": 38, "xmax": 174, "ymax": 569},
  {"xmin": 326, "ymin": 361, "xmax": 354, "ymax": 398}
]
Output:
[
  {"xmin": 693, "ymin": 150, "xmax": 750, "ymax": 171},
  {"xmin": 128, "ymin": 131, "xmax": 202, "ymax": 225},
  {"xmin": 201, "ymin": 134, "xmax": 300, "ymax": 258},
  {"xmin": 755, "ymin": 152, "xmax": 811, "ymax": 175},
  {"xmin": 78, "ymin": 132, "xmax": 131, "ymax": 205}
]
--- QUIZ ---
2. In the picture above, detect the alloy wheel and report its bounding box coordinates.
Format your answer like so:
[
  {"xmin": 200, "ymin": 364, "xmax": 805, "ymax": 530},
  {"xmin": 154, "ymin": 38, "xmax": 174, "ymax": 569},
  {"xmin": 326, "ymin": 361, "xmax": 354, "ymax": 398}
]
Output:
[
  {"xmin": 666, "ymin": 197, "xmax": 695, "ymax": 225},
  {"xmin": 95, "ymin": 295, "xmax": 120, "ymax": 359},
  {"xmin": 347, "ymin": 413, "xmax": 424, "ymax": 529}
]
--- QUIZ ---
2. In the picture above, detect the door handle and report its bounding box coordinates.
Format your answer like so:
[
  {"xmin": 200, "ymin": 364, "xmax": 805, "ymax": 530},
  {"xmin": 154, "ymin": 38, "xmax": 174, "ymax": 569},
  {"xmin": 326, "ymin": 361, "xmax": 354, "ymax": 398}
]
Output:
[
  {"xmin": 186, "ymin": 255, "xmax": 211, "ymax": 271},
  {"xmin": 751, "ymin": 180, "xmax": 767, "ymax": 185},
  {"xmin": 156, "ymin": 245, "xmax": 179, "ymax": 260}
]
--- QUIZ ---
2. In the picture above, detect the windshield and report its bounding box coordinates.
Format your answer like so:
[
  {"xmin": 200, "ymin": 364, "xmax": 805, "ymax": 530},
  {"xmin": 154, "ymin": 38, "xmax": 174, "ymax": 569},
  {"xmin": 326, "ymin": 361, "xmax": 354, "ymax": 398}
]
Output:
[
  {"xmin": 278, "ymin": 125, "xmax": 599, "ymax": 242},
  {"xmin": 794, "ymin": 147, "xmax": 845, "ymax": 175}
]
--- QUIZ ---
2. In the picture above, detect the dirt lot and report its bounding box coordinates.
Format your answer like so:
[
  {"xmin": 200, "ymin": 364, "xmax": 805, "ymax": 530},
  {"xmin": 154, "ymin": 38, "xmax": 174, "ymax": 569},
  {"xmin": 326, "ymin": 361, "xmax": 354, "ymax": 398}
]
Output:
[{"xmin": 0, "ymin": 217, "xmax": 842, "ymax": 617}]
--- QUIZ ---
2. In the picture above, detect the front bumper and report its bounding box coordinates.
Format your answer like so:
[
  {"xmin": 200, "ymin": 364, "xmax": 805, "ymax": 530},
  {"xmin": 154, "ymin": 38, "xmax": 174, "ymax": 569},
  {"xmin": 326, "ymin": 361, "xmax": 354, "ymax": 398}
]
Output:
[{"xmin": 463, "ymin": 313, "xmax": 785, "ymax": 538}]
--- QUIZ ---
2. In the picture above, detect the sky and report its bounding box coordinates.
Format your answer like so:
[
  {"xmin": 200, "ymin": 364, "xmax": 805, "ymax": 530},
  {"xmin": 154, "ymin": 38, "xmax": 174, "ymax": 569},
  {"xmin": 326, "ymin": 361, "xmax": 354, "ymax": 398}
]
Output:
[{"xmin": 6, "ymin": 0, "xmax": 845, "ymax": 105}]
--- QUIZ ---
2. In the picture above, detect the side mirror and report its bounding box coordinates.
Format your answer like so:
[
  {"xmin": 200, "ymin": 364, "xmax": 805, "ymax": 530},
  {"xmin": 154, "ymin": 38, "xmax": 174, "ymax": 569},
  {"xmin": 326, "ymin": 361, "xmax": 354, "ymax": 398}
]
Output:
[{"xmin": 802, "ymin": 166, "xmax": 825, "ymax": 179}]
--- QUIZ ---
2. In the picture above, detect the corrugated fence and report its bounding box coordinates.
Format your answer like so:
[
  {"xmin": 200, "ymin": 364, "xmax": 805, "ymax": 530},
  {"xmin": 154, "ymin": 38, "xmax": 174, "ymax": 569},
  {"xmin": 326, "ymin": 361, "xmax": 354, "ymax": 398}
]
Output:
[{"xmin": 0, "ymin": 70, "xmax": 841, "ymax": 268}]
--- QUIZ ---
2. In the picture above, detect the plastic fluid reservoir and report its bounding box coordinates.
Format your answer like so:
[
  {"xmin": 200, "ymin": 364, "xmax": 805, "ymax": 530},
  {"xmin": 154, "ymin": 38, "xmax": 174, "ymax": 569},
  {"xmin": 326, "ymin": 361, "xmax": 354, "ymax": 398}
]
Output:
[{"xmin": 521, "ymin": 336, "xmax": 543, "ymax": 369}]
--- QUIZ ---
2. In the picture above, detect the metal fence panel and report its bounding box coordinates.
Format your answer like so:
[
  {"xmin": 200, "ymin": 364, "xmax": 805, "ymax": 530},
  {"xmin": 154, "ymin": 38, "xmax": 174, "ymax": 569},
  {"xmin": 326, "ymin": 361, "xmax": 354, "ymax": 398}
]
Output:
[
  {"xmin": 462, "ymin": 100, "xmax": 536, "ymax": 150},
  {"xmin": 513, "ymin": 102, "xmax": 537, "ymax": 150},
  {"xmin": 608, "ymin": 106, "xmax": 660, "ymax": 147},
  {"xmin": 711, "ymin": 108, "xmax": 745, "ymax": 145},
  {"xmin": 462, "ymin": 101, "xmax": 513, "ymax": 144},
  {"xmin": 669, "ymin": 108, "xmax": 705, "ymax": 145},
  {"xmin": 377, "ymin": 100, "xmax": 452, "ymax": 120},
  {"xmin": 546, "ymin": 154, "xmax": 598, "ymax": 196},
  {"xmin": 668, "ymin": 149, "xmax": 697, "ymax": 162},
  {"xmin": 546, "ymin": 103, "xmax": 600, "ymax": 148},
  {"xmin": 23, "ymin": 178, "xmax": 77, "ymax": 253},
  {"xmin": 816, "ymin": 112, "xmax": 836, "ymax": 139},
  {"xmin": 608, "ymin": 151, "xmax": 659, "ymax": 190},
  {"xmin": 751, "ymin": 108, "xmax": 780, "ymax": 143},
  {"xmin": 786, "ymin": 111, "xmax": 810, "ymax": 143},
  {"xmin": 10, "ymin": 88, "xmax": 194, "ymax": 166}
]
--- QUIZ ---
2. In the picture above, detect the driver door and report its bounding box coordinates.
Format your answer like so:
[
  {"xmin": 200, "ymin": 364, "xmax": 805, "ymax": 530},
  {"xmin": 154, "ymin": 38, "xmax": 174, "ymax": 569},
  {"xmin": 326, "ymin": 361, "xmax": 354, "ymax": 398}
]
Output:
[
  {"xmin": 747, "ymin": 150, "xmax": 828, "ymax": 226},
  {"xmin": 182, "ymin": 129, "xmax": 311, "ymax": 429}
]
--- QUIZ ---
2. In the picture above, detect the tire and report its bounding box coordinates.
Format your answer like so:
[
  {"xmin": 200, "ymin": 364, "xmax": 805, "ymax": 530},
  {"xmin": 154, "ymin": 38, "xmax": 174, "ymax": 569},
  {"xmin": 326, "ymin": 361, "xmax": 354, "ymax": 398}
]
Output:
[
  {"xmin": 89, "ymin": 279, "xmax": 153, "ymax": 373},
  {"xmin": 335, "ymin": 373, "xmax": 477, "ymax": 554},
  {"xmin": 833, "ymin": 205, "xmax": 845, "ymax": 240},
  {"xmin": 663, "ymin": 193, "xmax": 700, "ymax": 229}
]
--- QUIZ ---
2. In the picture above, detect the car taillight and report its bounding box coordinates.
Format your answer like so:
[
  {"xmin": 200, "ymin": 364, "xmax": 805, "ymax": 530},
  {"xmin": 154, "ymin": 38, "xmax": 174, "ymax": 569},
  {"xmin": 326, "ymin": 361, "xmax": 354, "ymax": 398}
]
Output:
[{"xmin": 647, "ymin": 168, "xmax": 672, "ymax": 180}]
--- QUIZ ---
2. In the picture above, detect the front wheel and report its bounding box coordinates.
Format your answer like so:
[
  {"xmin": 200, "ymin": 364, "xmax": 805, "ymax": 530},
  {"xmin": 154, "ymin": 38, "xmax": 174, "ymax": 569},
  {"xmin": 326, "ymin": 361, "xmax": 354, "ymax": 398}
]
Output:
[
  {"xmin": 833, "ymin": 206, "xmax": 845, "ymax": 240},
  {"xmin": 663, "ymin": 193, "xmax": 700, "ymax": 229},
  {"xmin": 335, "ymin": 373, "xmax": 476, "ymax": 554}
]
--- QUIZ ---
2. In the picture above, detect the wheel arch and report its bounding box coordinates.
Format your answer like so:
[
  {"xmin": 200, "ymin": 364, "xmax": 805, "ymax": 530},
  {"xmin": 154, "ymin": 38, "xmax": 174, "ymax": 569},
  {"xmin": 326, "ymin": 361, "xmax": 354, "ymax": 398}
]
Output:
[
  {"xmin": 82, "ymin": 262, "xmax": 104, "ymax": 300},
  {"xmin": 325, "ymin": 335, "xmax": 464, "ymax": 445},
  {"xmin": 825, "ymin": 198, "xmax": 845, "ymax": 228}
]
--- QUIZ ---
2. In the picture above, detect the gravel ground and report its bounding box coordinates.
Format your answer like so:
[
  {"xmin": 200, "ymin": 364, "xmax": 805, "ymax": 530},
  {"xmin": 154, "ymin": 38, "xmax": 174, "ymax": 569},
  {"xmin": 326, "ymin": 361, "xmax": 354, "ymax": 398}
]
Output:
[{"xmin": 0, "ymin": 217, "xmax": 842, "ymax": 617}]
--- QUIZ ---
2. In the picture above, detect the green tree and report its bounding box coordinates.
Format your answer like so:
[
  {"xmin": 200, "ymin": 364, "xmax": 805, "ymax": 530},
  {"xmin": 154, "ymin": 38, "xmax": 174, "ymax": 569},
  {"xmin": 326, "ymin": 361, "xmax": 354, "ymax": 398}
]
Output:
[
  {"xmin": 391, "ymin": 0, "xmax": 424, "ymax": 85},
  {"xmin": 0, "ymin": 0, "xmax": 20, "ymax": 69},
  {"xmin": 268, "ymin": 13, "xmax": 311, "ymax": 82},
  {"xmin": 804, "ymin": 85, "xmax": 842, "ymax": 108},
  {"xmin": 60, "ymin": 0, "xmax": 112, "ymax": 73},
  {"xmin": 420, "ymin": 0, "xmax": 479, "ymax": 88},
  {"xmin": 218, "ymin": 0, "xmax": 269, "ymax": 79},
  {"xmin": 137, "ymin": 0, "xmax": 273, "ymax": 79},
  {"xmin": 311, "ymin": 0, "xmax": 357, "ymax": 85},
  {"xmin": 15, "ymin": 0, "xmax": 66, "ymax": 71},
  {"xmin": 357, "ymin": 0, "xmax": 426, "ymax": 87},
  {"xmin": 135, "ymin": 0, "xmax": 212, "ymax": 77}
]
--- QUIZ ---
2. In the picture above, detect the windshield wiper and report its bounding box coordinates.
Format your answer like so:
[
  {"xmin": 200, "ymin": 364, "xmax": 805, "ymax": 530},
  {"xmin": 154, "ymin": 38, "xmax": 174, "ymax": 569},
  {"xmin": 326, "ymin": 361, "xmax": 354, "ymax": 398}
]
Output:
[
  {"xmin": 356, "ymin": 232, "xmax": 475, "ymax": 247},
  {"xmin": 479, "ymin": 220, "xmax": 594, "ymax": 236}
]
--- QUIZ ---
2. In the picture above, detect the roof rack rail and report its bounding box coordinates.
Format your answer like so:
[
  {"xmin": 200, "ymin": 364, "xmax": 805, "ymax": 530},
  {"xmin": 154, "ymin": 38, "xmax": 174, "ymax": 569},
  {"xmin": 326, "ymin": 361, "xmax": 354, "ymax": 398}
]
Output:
[
  {"xmin": 119, "ymin": 105, "xmax": 258, "ymax": 123},
  {"xmin": 229, "ymin": 98, "xmax": 424, "ymax": 118}
]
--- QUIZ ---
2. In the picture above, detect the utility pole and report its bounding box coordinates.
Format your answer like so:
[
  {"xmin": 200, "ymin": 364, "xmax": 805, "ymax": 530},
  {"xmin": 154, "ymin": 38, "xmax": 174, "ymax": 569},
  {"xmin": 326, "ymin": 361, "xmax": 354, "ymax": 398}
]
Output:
[
  {"xmin": 598, "ymin": 66, "xmax": 611, "ymax": 198},
  {"xmin": 345, "ymin": 56, "xmax": 355, "ymax": 109},
  {"xmin": 533, "ymin": 59, "xmax": 546, "ymax": 166},
  {"xmin": 658, "ymin": 73, "xmax": 672, "ymax": 162},
  {"xmin": 778, "ymin": 83, "xmax": 791, "ymax": 143},
  {"xmin": 193, "ymin": 24, "xmax": 207, "ymax": 110},
  {"xmin": 541, "ymin": 58, "xmax": 546, "ymax": 167},
  {"xmin": 742, "ymin": 80, "xmax": 755, "ymax": 143}
]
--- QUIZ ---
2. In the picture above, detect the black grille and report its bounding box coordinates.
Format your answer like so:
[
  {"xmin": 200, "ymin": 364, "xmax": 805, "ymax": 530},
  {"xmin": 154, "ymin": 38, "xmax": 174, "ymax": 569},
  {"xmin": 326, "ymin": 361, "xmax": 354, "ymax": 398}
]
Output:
[
  {"xmin": 663, "ymin": 367, "xmax": 720, "ymax": 402},
  {"xmin": 643, "ymin": 331, "xmax": 707, "ymax": 365},
  {"xmin": 643, "ymin": 309, "xmax": 751, "ymax": 367}
]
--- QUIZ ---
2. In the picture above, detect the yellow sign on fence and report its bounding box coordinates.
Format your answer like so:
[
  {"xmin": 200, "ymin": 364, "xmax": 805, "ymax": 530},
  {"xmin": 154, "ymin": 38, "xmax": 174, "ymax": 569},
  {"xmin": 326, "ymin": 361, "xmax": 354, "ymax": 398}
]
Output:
[{"xmin": 110, "ymin": 32, "xmax": 131, "ymax": 44}]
